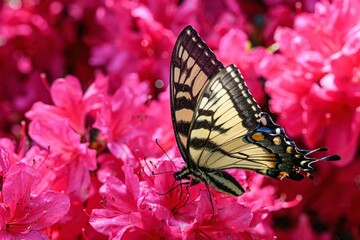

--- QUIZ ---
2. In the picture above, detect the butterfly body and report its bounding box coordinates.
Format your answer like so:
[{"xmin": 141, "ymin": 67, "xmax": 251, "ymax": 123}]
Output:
[
  {"xmin": 170, "ymin": 26, "xmax": 340, "ymax": 197},
  {"xmin": 174, "ymin": 166, "xmax": 245, "ymax": 196}
]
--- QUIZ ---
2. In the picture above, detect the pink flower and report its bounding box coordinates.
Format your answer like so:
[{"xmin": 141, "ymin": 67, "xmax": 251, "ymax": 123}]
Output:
[
  {"xmin": 144, "ymin": 160, "xmax": 204, "ymax": 220},
  {"xmin": 260, "ymin": 0, "xmax": 360, "ymax": 165},
  {"xmin": 91, "ymin": 157, "xmax": 297, "ymax": 239},
  {"xmin": 93, "ymin": 74, "xmax": 149, "ymax": 160},
  {"xmin": 138, "ymin": 90, "xmax": 177, "ymax": 158},
  {"xmin": 91, "ymin": 1, "xmax": 249, "ymax": 93},
  {"xmin": 279, "ymin": 214, "xmax": 332, "ymax": 240},
  {"xmin": 183, "ymin": 191, "xmax": 252, "ymax": 240},
  {"xmin": 48, "ymin": 176, "xmax": 107, "ymax": 240},
  {"xmin": 3, "ymin": 0, "xmax": 356, "ymax": 238},
  {"xmin": 91, "ymin": 1, "xmax": 175, "ymax": 92},
  {"xmin": 262, "ymin": 4, "xmax": 297, "ymax": 46},
  {"xmin": 25, "ymin": 75, "xmax": 108, "ymax": 200},
  {"xmin": 217, "ymin": 28, "xmax": 269, "ymax": 106},
  {"xmin": 0, "ymin": 0, "xmax": 104, "ymax": 137},
  {"xmin": 93, "ymin": 74, "xmax": 174, "ymax": 162},
  {"xmin": 26, "ymin": 74, "xmax": 108, "ymax": 134},
  {"xmin": 89, "ymin": 164, "xmax": 175, "ymax": 239},
  {"xmin": 0, "ymin": 147, "xmax": 70, "ymax": 239}
]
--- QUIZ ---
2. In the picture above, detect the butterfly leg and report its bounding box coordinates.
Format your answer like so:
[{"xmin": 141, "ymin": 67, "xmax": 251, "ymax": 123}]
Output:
[{"xmin": 204, "ymin": 183, "xmax": 215, "ymax": 216}]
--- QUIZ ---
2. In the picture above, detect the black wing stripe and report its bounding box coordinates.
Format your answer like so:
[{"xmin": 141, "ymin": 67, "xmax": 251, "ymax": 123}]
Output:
[
  {"xmin": 205, "ymin": 170, "xmax": 245, "ymax": 196},
  {"xmin": 173, "ymin": 52, "xmax": 213, "ymax": 138},
  {"xmin": 220, "ymin": 66, "xmax": 261, "ymax": 128},
  {"xmin": 188, "ymin": 65, "xmax": 277, "ymax": 170},
  {"xmin": 170, "ymin": 26, "xmax": 224, "ymax": 163}
]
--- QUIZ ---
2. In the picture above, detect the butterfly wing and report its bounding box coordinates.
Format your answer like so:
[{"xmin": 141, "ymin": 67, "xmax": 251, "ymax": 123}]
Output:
[
  {"xmin": 187, "ymin": 65, "xmax": 340, "ymax": 178},
  {"xmin": 188, "ymin": 65, "xmax": 279, "ymax": 174},
  {"xmin": 170, "ymin": 26, "xmax": 224, "ymax": 166}
]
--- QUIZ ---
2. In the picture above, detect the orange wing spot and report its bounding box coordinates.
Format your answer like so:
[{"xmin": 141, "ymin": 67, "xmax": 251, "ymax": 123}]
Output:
[
  {"xmin": 292, "ymin": 166, "xmax": 300, "ymax": 173},
  {"xmin": 286, "ymin": 146, "xmax": 293, "ymax": 153},
  {"xmin": 252, "ymin": 132, "xmax": 264, "ymax": 141},
  {"xmin": 305, "ymin": 172, "xmax": 315, "ymax": 180},
  {"xmin": 273, "ymin": 137, "xmax": 281, "ymax": 145},
  {"xmin": 277, "ymin": 171, "xmax": 289, "ymax": 180}
]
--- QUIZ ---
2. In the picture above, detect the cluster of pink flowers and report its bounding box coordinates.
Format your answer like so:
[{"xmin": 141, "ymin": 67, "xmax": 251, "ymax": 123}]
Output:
[
  {"xmin": 259, "ymin": 0, "xmax": 360, "ymax": 238},
  {"xmin": 0, "ymin": 0, "xmax": 358, "ymax": 239}
]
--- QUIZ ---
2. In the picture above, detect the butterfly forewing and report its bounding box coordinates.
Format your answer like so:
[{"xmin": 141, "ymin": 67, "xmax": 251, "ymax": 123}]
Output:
[
  {"xmin": 170, "ymin": 26, "xmax": 224, "ymax": 164},
  {"xmin": 188, "ymin": 65, "xmax": 278, "ymax": 172}
]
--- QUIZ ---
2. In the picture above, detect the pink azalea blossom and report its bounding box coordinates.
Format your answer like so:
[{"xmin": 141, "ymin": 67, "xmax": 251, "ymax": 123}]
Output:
[
  {"xmin": 182, "ymin": 191, "xmax": 252, "ymax": 240},
  {"xmin": 91, "ymin": 0, "xmax": 249, "ymax": 92},
  {"xmin": 261, "ymin": 1, "xmax": 320, "ymax": 45},
  {"xmin": 25, "ymin": 75, "xmax": 107, "ymax": 200},
  {"xmin": 91, "ymin": 1, "xmax": 175, "ymax": 92},
  {"xmin": 26, "ymin": 74, "xmax": 108, "ymax": 134},
  {"xmin": 272, "ymin": 159, "xmax": 360, "ymax": 239},
  {"xmin": 260, "ymin": 0, "xmax": 360, "ymax": 165},
  {"xmin": 144, "ymin": 159, "xmax": 204, "ymax": 221},
  {"xmin": 91, "ymin": 158, "xmax": 296, "ymax": 239},
  {"xmin": 217, "ymin": 28, "xmax": 269, "ymax": 106},
  {"xmin": 1, "ymin": 0, "xmax": 356, "ymax": 238},
  {"xmin": 89, "ymin": 164, "xmax": 174, "ymax": 239},
  {"xmin": 48, "ymin": 176, "xmax": 107, "ymax": 240},
  {"xmin": 93, "ymin": 74, "xmax": 174, "ymax": 162},
  {"xmin": 93, "ymin": 74, "xmax": 149, "ymax": 160},
  {"xmin": 0, "ymin": 0, "xmax": 104, "ymax": 137},
  {"xmin": 139, "ymin": 90, "xmax": 176, "ymax": 158},
  {"xmin": 0, "ymin": 147, "xmax": 70, "ymax": 239}
]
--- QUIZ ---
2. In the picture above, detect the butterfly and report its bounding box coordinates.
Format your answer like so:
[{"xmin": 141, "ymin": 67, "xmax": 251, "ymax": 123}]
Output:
[{"xmin": 170, "ymin": 25, "xmax": 340, "ymax": 197}]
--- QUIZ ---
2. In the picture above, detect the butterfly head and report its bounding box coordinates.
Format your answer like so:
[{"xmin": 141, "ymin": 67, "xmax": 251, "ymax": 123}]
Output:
[
  {"xmin": 173, "ymin": 167, "xmax": 191, "ymax": 181},
  {"xmin": 247, "ymin": 113, "xmax": 340, "ymax": 181}
]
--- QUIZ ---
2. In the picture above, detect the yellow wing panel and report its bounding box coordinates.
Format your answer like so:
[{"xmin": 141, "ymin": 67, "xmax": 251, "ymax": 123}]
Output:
[{"xmin": 188, "ymin": 65, "xmax": 275, "ymax": 171}]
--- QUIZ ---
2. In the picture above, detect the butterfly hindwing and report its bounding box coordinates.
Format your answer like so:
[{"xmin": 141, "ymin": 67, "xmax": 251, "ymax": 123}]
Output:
[{"xmin": 170, "ymin": 26, "xmax": 224, "ymax": 166}]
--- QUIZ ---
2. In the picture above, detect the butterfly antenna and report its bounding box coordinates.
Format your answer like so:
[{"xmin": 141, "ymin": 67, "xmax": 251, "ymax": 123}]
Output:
[
  {"xmin": 155, "ymin": 138, "xmax": 178, "ymax": 170},
  {"xmin": 155, "ymin": 138, "xmax": 171, "ymax": 160}
]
